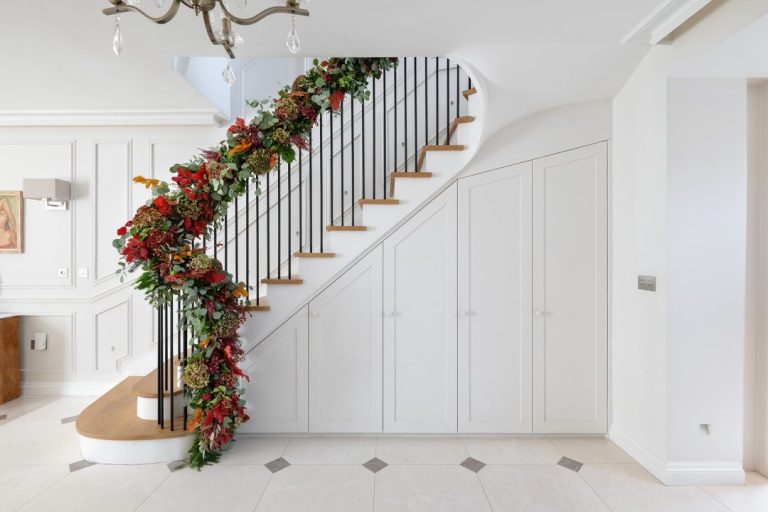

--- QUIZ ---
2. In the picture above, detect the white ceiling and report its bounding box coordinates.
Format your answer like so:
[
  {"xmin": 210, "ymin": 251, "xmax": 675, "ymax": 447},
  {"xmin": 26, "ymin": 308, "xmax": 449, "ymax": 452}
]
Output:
[{"xmin": 0, "ymin": 0, "xmax": 667, "ymax": 131}]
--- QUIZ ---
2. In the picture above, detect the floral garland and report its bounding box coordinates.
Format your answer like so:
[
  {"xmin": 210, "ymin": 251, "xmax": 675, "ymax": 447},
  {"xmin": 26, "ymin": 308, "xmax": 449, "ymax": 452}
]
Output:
[{"xmin": 114, "ymin": 58, "xmax": 399, "ymax": 469}]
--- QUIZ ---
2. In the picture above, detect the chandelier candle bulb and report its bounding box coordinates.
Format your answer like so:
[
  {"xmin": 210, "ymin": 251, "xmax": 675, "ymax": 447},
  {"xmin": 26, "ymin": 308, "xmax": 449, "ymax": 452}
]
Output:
[{"xmin": 112, "ymin": 16, "xmax": 123, "ymax": 55}]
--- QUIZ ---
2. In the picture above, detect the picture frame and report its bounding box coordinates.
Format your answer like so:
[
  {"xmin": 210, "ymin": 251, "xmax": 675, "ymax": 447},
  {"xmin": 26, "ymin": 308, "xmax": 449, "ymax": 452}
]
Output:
[{"xmin": 0, "ymin": 191, "xmax": 23, "ymax": 253}]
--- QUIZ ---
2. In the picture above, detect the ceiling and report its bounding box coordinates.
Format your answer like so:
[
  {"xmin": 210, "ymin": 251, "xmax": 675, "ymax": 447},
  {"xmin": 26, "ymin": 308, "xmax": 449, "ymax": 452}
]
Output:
[{"xmin": 0, "ymin": 0, "xmax": 667, "ymax": 131}]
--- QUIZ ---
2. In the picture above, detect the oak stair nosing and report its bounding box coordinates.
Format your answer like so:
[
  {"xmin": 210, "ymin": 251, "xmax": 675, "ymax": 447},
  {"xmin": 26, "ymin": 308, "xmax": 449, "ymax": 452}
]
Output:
[
  {"xmin": 463, "ymin": 87, "xmax": 477, "ymax": 100},
  {"xmin": 261, "ymin": 277, "xmax": 303, "ymax": 285},
  {"xmin": 326, "ymin": 225, "xmax": 368, "ymax": 232},
  {"xmin": 416, "ymin": 144, "xmax": 465, "ymax": 172},
  {"xmin": 358, "ymin": 198, "xmax": 400, "ymax": 206},
  {"xmin": 293, "ymin": 251, "xmax": 336, "ymax": 258},
  {"xmin": 133, "ymin": 357, "xmax": 184, "ymax": 399},
  {"xmin": 445, "ymin": 115, "xmax": 476, "ymax": 144},
  {"xmin": 246, "ymin": 302, "xmax": 271, "ymax": 311},
  {"xmin": 389, "ymin": 171, "xmax": 433, "ymax": 196}
]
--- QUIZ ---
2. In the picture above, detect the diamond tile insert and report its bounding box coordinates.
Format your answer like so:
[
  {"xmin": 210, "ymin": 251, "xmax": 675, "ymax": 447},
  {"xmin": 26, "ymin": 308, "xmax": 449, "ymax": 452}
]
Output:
[
  {"xmin": 460, "ymin": 457, "xmax": 486, "ymax": 473},
  {"xmin": 0, "ymin": 414, "xmax": 6, "ymax": 421},
  {"xmin": 167, "ymin": 460, "xmax": 188, "ymax": 472},
  {"xmin": 558, "ymin": 456, "xmax": 583, "ymax": 472},
  {"xmin": 69, "ymin": 459, "xmax": 96, "ymax": 473},
  {"xmin": 61, "ymin": 415, "xmax": 78, "ymax": 425},
  {"xmin": 265, "ymin": 457, "xmax": 291, "ymax": 473},
  {"xmin": 363, "ymin": 457, "xmax": 388, "ymax": 473}
]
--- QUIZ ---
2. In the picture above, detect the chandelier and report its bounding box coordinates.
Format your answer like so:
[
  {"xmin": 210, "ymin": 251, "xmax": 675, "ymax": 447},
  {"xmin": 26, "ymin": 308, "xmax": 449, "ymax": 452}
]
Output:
[{"xmin": 104, "ymin": 0, "xmax": 310, "ymax": 84}]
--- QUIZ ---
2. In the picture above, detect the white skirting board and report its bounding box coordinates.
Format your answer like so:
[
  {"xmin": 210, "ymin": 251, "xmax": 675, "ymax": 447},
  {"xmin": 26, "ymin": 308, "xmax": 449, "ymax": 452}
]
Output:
[
  {"xmin": 80, "ymin": 435, "xmax": 193, "ymax": 465},
  {"xmin": 609, "ymin": 426, "xmax": 745, "ymax": 485}
]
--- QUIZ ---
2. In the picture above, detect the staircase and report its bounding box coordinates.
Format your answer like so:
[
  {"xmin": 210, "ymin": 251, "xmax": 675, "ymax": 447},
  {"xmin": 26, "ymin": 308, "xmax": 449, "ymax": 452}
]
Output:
[{"xmin": 77, "ymin": 56, "xmax": 484, "ymax": 464}]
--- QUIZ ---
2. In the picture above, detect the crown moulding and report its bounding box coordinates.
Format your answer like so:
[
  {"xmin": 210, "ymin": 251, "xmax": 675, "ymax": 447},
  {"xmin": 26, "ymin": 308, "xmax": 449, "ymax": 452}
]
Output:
[
  {"xmin": 0, "ymin": 108, "xmax": 223, "ymax": 127},
  {"xmin": 621, "ymin": 0, "xmax": 713, "ymax": 45}
]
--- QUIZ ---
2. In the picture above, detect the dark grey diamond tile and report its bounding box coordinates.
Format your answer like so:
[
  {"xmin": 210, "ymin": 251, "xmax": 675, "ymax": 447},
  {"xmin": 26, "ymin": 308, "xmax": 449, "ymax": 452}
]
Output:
[
  {"xmin": 167, "ymin": 460, "xmax": 188, "ymax": 472},
  {"xmin": 61, "ymin": 415, "xmax": 78, "ymax": 425},
  {"xmin": 265, "ymin": 457, "xmax": 291, "ymax": 473},
  {"xmin": 0, "ymin": 414, "xmax": 6, "ymax": 421},
  {"xmin": 363, "ymin": 457, "xmax": 388, "ymax": 473},
  {"xmin": 460, "ymin": 457, "xmax": 486, "ymax": 473},
  {"xmin": 69, "ymin": 460, "xmax": 96, "ymax": 473},
  {"xmin": 558, "ymin": 456, "xmax": 583, "ymax": 472}
]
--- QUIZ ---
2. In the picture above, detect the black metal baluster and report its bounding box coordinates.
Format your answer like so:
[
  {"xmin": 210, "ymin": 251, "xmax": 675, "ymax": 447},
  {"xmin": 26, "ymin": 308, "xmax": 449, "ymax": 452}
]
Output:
[
  {"xmin": 182, "ymin": 299, "xmax": 188, "ymax": 430},
  {"xmin": 394, "ymin": 62, "xmax": 398, "ymax": 171},
  {"xmin": 330, "ymin": 110, "xmax": 335, "ymax": 226},
  {"xmin": 266, "ymin": 170, "xmax": 271, "ymax": 279},
  {"xmin": 299, "ymin": 149, "xmax": 303, "ymax": 252},
  {"xmin": 435, "ymin": 57, "xmax": 439, "ymax": 146},
  {"xmin": 373, "ymin": 78, "xmax": 377, "ymax": 198},
  {"xmin": 362, "ymin": 96, "xmax": 366, "ymax": 198},
  {"xmin": 404, "ymin": 57, "xmax": 408, "ymax": 172},
  {"xmin": 224, "ymin": 209, "xmax": 229, "ymax": 273},
  {"xmin": 351, "ymin": 98, "xmax": 355, "ymax": 226},
  {"xmin": 340, "ymin": 98, "xmax": 345, "ymax": 226},
  {"xmin": 234, "ymin": 197, "xmax": 239, "ymax": 282},
  {"xmin": 468, "ymin": 75, "xmax": 472, "ymax": 90},
  {"xmin": 278, "ymin": 157, "xmax": 282, "ymax": 278},
  {"xmin": 424, "ymin": 57, "xmax": 428, "ymax": 148},
  {"xmin": 169, "ymin": 298, "xmax": 174, "ymax": 431},
  {"xmin": 287, "ymin": 160, "xmax": 292, "ymax": 277},
  {"xmin": 309, "ymin": 133, "xmax": 314, "ymax": 252},
  {"xmin": 256, "ymin": 185, "xmax": 260, "ymax": 304},
  {"xmin": 245, "ymin": 181, "xmax": 250, "ymax": 294},
  {"xmin": 413, "ymin": 57, "xmax": 418, "ymax": 171},
  {"xmin": 456, "ymin": 63, "xmax": 460, "ymax": 118},
  {"xmin": 164, "ymin": 303, "xmax": 169, "ymax": 393},
  {"xmin": 446, "ymin": 58, "xmax": 450, "ymax": 144},
  {"xmin": 157, "ymin": 306, "xmax": 163, "ymax": 428},
  {"xmin": 319, "ymin": 115, "xmax": 325, "ymax": 252},
  {"xmin": 383, "ymin": 67, "xmax": 388, "ymax": 199},
  {"xmin": 213, "ymin": 224, "xmax": 218, "ymax": 260}
]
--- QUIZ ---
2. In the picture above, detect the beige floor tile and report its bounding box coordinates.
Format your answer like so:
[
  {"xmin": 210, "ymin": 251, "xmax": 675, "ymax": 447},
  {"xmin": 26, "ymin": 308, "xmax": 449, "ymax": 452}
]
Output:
[
  {"xmin": 463, "ymin": 437, "xmax": 561, "ymax": 464},
  {"xmin": 0, "ymin": 464, "xmax": 69, "ymax": 511},
  {"xmin": 551, "ymin": 437, "xmax": 634, "ymax": 463},
  {"xmin": 218, "ymin": 437, "xmax": 289, "ymax": 465},
  {"xmin": 701, "ymin": 471, "xmax": 768, "ymax": 512},
  {"xmin": 376, "ymin": 437, "xmax": 468, "ymax": 464},
  {"xmin": 283, "ymin": 437, "xmax": 375, "ymax": 464}
]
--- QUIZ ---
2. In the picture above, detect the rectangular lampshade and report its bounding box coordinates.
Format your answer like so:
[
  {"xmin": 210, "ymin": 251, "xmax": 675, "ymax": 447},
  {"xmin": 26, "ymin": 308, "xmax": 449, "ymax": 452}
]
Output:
[{"xmin": 22, "ymin": 179, "xmax": 71, "ymax": 201}]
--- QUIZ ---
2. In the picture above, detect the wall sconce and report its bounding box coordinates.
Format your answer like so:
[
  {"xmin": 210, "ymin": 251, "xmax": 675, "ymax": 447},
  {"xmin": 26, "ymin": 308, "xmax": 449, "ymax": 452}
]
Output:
[{"xmin": 22, "ymin": 179, "xmax": 71, "ymax": 211}]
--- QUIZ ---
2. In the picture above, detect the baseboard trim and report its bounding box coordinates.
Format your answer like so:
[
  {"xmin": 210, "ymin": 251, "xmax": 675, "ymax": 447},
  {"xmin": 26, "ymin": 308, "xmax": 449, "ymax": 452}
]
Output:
[
  {"xmin": 22, "ymin": 380, "xmax": 119, "ymax": 397},
  {"xmin": 609, "ymin": 425, "xmax": 745, "ymax": 485}
]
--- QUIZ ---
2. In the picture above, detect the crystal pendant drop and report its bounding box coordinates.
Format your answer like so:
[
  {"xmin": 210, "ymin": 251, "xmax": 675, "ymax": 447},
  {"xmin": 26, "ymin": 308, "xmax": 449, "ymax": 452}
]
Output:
[
  {"xmin": 112, "ymin": 16, "xmax": 123, "ymax": 56},
  {"xmin": 286, "ymin": 16, "xmax": 300, "ymax": 54},
  {"xmin": 222, "ymin": 60, "xmax": 236, "ymax": 86},
  {"xmin": 155, "ymin": 0, "xmax": 165, "ymax": 7}
]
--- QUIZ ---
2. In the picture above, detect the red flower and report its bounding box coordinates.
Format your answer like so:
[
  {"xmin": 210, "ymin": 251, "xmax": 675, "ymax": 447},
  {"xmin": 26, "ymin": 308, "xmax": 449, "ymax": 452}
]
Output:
[
  {"xmin": 329, "ymin": 90, "xmax": 345, "ymax": 111},
  {"xmin": 123, "ymin": 236, "xmax": 149, "ymax": 263},
  {"xmin": 116, "ymin": 226, "xmax": 127, "ymax": 236},
  {"xmin": 205, "ymin": 272, "xmax": 227, "ymax": 284},
  {"xmin": 228, "ymin": 117, "xmax": 246, "ymax": 134},
  {"xmin": 153, "ymin": 195, "xmax": 171, "ymax": 216}
]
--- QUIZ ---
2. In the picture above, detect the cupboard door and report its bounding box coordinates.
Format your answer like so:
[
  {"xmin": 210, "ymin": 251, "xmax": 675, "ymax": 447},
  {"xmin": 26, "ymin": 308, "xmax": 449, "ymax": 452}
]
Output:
[
  {"xmin": 383, "ymin": 184, "xmax": 458, "ymax": 433},
  {"xmin": 458, "ymin": 162, "xmax": 533, "ymax": 433},
  {"xmin": 308, "ymin": 245, "xmax": 383, "ymax": 432},
  {"xmin": 533, "ymin": 142, "xmax": 608, "ymax": 434},
  {"xmin": 240, "ymin": 306, "xmax": 309, "ymax": 433}
]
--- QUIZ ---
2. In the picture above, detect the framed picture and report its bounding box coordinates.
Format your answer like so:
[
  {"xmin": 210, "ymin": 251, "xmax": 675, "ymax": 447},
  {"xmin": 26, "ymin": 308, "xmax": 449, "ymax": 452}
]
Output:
[{"xmin": 0, "ymin": 191, "xmax": 23, "ymax": 253}]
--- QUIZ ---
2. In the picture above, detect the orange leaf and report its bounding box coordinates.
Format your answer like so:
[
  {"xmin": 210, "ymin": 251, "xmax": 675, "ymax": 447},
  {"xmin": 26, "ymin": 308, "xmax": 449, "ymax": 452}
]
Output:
[{"xmin": 228, "ymin": 140, "xmax": 252, "ymax": 156}]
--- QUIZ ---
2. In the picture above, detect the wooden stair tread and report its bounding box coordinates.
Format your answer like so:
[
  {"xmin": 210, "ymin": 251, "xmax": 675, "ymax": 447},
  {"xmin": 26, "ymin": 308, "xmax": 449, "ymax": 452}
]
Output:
[
  {"xmin": 463, "ymin": 87, "xmax": 477, "ymax": 100},
  {"xmin": 390, "ymin": 172, "xmax": 433, "ymax": 178},
  {"xmin": 358, "ymin": 198, "xmax": 400, "ymax": 205},
  {"xmin": 326, "ymin": 225, "xmax": 368, "ymax": 231},
  {"xmin": 261, "ymin": 276, "xmax": 303, "ymax": 284},
  {"xmin": 445, "ymin": 116, "xmax": 476, "ymax": 144},
  {"xmin": 294, "ymin": 251, "xmax": 336, "ymax": 258},
  {"xmin": 417, "ymin": 144, "xmax": 466, "ymax": 171},
  {"xmin": 77, "ymin": 377, "xmax": 190, "ymax": 441},
  {"xmin": 133, "ymin": 357, "xmax": 183, "ymax": 399},
  {"xmin": 246, "ymin": 301, "xmax": 271, "ymax": 311}
]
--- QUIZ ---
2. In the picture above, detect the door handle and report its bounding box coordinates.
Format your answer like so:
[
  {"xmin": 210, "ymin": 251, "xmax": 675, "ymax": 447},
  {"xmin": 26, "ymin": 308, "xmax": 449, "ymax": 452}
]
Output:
[{"xmin": 384, "ymin": 311, "xmax": 395, "ymax": 317}]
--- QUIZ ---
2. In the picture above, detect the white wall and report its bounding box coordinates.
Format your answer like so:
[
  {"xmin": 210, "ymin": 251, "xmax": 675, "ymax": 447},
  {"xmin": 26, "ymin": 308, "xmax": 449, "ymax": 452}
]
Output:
[
  {"xmin": 666, "ymin": 77, "xmax": 748, "ymax": 481},
  {"xmin": 0, "ymin": 123, "xmax": 223, "ymax": 395},
  {"xmin": 611, "ymin": 0, "xmax": 768, "ymax": 485}
]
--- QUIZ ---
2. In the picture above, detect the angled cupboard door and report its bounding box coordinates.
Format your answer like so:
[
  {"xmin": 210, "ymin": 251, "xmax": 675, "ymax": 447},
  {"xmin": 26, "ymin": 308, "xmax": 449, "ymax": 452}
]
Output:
[
  {"xmin": 383, "ymin": 184, "xmax": 458, "ymax": 433},
  {"xmin": 533, "ymin": 142, "xmax": 608, "ymax": 434},
  {"xmin": 240, "ymin": 306, "xmax": 309, "ymax": 433},
  {"xmin": 458, "ymin": 162, "xmax": 533, "ymax": 433},
  {"xmin": 309, "ymin": 245, "xmax": 383, "ymax": 432}
]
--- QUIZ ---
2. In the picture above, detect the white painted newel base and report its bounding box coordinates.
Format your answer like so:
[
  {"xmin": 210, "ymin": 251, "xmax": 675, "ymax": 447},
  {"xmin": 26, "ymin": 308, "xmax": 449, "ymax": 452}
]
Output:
[{"xmin": 79, "ymin": 435, "xmax": 194, "ymax": 465}]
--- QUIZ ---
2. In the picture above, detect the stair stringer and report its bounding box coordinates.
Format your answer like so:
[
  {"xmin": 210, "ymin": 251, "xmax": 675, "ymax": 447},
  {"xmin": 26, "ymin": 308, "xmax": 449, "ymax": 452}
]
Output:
[{"xmin": 238, "ymin": 81, "xmax": 485, "ymax": 355}]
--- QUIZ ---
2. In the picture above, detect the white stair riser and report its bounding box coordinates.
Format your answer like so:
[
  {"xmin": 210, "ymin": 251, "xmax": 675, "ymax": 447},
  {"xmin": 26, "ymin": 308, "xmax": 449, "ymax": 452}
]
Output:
[
  {"xmin": 80, "ymin": 435, "xmax": 193, "ymax": 464},
  {"xmin": 136, "ymin": 393, "xmax": 185, "ymax": 421}
]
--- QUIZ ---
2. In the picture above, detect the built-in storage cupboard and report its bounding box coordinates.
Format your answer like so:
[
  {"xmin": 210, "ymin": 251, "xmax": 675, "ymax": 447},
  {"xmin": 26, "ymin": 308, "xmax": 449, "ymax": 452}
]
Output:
[{"xmin": 240, "ymin": 142, "xmax": 608, "ymax": 435}]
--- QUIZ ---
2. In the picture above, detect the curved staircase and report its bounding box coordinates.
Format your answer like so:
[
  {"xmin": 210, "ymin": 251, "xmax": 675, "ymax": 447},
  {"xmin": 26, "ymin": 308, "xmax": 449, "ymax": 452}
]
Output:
[{"xmin": 79, "ymin": 56, "xmax": 484, "ymax": 464}]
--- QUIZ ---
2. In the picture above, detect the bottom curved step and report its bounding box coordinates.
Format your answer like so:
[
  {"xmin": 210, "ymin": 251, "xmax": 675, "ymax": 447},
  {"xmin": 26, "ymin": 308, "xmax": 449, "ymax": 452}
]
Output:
[{"xmin": 76, "ymin": 376, "xmax": 193, "ymax": 464}]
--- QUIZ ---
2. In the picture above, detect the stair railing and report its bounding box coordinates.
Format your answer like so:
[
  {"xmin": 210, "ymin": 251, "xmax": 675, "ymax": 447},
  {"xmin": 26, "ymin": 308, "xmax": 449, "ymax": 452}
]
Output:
[{"xmin": 154, "ymin": 56, "xmax": 472, "ymax": 429}]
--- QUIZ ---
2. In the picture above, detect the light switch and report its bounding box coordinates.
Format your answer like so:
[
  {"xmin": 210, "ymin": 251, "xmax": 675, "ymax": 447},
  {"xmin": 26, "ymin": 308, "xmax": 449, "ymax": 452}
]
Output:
[
  {"xmin": 638, "ymin": 275, "xmax": 656, "ymax": 292},
  {"xmin": 78, "ymin": 268, "xmax": 89, "ymax": 278},
  {"xmin": 32, "ymin": 332, "xmax": 48, "ymax": 350}
]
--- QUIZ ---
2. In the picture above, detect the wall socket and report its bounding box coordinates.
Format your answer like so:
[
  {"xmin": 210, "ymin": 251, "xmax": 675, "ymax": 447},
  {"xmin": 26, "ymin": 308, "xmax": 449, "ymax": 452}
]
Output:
[
  {"xmin": 57, "ymin": 268, "xmax": 69, "ymax": 278},
  {"xmin": 31, "ymin": 332, "xmax": 48, "ymax": 351},
  {"xmin": 77, "ymin": 267, "xmax": 88, "ymax": 278}
]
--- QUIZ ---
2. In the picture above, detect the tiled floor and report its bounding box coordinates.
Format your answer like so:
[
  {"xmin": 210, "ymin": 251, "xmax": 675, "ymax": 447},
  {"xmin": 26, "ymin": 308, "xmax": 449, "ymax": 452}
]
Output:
[{"xmin": 2, "ymin": 397, "xmax": 768, "ymax": 512}]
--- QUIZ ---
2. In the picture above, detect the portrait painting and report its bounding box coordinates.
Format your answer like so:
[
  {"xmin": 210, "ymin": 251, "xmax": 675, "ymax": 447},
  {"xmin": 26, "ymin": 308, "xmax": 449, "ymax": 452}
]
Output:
[{"xmin": 0, "ymin": 191, "xmax": 23, "ymax": 253}]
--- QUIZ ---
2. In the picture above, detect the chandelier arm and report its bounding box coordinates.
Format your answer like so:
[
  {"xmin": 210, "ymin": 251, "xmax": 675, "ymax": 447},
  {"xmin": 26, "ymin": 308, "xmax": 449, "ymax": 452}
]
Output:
[
  {"xmin": 202, "ymin": 9, "xmax": 236, "ymax": 59},
  {"xmin": 103, "ymin": 0, "xmax": 183, "ymax": 24},
  {"xmin": 215, "ymin": 2, "xmax": 309, "ymax": 26}
]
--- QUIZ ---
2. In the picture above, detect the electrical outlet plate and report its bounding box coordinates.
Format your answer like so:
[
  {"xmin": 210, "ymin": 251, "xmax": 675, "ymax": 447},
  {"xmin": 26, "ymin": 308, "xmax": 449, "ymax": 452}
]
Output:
[
  {"xmin": 638, "ymin": 275, "xmax": 656, "ymax": 292},
  {"xmin": 78, "ymin": 268, "xmax": 88, "ymax": 278},
  {"xmin": 33, "ymin": 332, "xmax": 47, "ymax": 350},
  {"xmin": 57, "ymin": 268, "xmax": 68, "ymax": 278}
]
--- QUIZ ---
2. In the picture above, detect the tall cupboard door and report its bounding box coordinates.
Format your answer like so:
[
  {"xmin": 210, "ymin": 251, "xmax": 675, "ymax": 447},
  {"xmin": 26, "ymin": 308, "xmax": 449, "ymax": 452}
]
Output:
[
  {"xmin": 532, "ymin": 142, "xmax": 608, "ymax": 433},
  {"xmin": 383, "ymin": 184, "xmax": 458, "ymax": 433},
  {"xmin": 240, "ymin": 306, "xmax": 309, "ymax": 433},
  {"xmin": 458, "ymin": 162, "xmax": 533, "ymax": 433},
  {"xmin": 308, "ymin": 245, "xmax": 383, "ymax": 432}
]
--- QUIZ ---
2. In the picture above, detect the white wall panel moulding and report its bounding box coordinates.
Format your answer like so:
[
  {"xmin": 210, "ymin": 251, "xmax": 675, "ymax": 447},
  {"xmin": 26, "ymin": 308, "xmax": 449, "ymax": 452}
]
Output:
[
  {"xmin": 0, "ymin": 109, "xmax": 221, "ymax": 126},
  {"xmin": 622, "ymin": 0, "xmax": 713, "ymax": 45}
]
